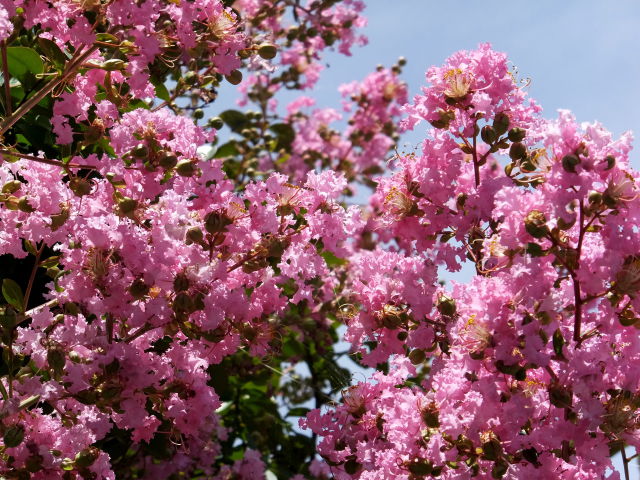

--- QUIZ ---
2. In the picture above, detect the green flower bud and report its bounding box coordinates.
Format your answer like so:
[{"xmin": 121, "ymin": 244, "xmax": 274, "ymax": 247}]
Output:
[
  {"xmin": 118, "ymin": 197, "xmax": 137, "ymax": 215},
  {"xmin": 69, "ymin": 177, "xmax": 92, "ymax": 197},
  {"xmin": 102, "ymin": 59, "xmax": 125, "ymax": 71},
  {"xmin": 204, "ymin": 211, "xmax": 232, "ymax": 234},
  {"xmin": 257, "ymin": 43, "xmax": 277, "ymax": 60},
  {"xmin": 507, "ymin": 127, "xmax": 526, "ymax": 142},
  {"xmin": 172, "ymin": 292, "xmax": 193, "ymax": 313},
  {"xmin": 561, "ymin": 154, "xmax": 580, "ymax": 173},
  {"xmin": 173, "ymin": 274, "xmax": 190, "ymax": 292},
  {"xmin": 193, "ymin": 108, "xmax": 204, "ymax": 120},
  {"xmin": 524, "ymin": 210, "xmax": 548, "ymax": 238},
  {"xmin": 176, "ymin": 159, "xmax": 197, "ymax": 177},
  {"xmin": 75, "ymin": 447, "xmax": 100, "ymax": 468},
  {"xmin": 437, "ymin": 296, "xmax": 456, "ymax": 316},
  {"xmin": 209, "ymin": 117, "xmax": 224, "ymax": 130},
  {"xmin": 184, "ymin": 71, "xmax": 197, "ymax": 85},
  {"xmin": 131, "ymin": 143, "xmax": 149, "ymax": 159},
  {"xmin": 128, "ymin": 278, "xmax": 150, "ymax": 300},
  {"xmin": 2, "ymin": 180, "xmax": 22, "ymax": 194},
  {"xmin": 492, "ymin": 112, "xmax": 510, "ymax": 136},
  {"xmin": 509, "ymin": 142, "xmax": 527, "ymax": 160},
  {"xmin": 480, "ymin": 125, "xmax": 497, "ymax": 144},
  {"xmin": 225, "ymin": 69, "xmax": 243, "ymax": 85},
  {"xmin": 158, "ymin": 151, "xmax": 178, "ymax": 169}
]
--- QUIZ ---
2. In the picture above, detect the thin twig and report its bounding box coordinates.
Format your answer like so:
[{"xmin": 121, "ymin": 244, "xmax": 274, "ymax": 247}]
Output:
[
  {"xmin": 0, "ymin": 149, "xmax": 97, "ymax": 170},
  {"xmin": 621, "ymin": 445, "xmax": 630, "ymax": 480},
  {"xmin": 23, "ymin": 243, "xmax": 44, "ymax": 313}
]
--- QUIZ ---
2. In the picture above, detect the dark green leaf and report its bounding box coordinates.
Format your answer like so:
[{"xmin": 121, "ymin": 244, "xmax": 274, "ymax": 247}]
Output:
[
  {"xmin": 2, "ymin": 278, "xmax": 24, "ymax": 311},
  {"xmin": 219, "ymin": 110, "xmax": 249, "ymax": 132},
  {"xmin": 37, "ymin": 38, "xmax": 68, "ymax": 69},
  {"xmin": 213, "ymin": 141, "xmax": 239, "ymax": 158},
  {"xmin": 2, "ymin": 47, "xmax": 44, "ymax": 83}
]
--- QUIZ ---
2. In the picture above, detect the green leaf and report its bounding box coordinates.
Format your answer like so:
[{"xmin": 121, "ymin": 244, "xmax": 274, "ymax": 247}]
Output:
[
  {"xmin": 213, "ymin": 141, "xmax": 239, "ymax": 158},
  {"xmin": 219, "ymin": 109, "xmax": 249, "ymax": 132},
  {"xmin": 150, "ymin": 76, "xmax": 170, "ymax": 103},
  {"xmin": 2, "ymin": 47, "xmax": 44, "ymax": 83},
  {"xmin": 2, "ymin": 278, "xmax": 24, "ymax": 311},
  {"xmin": 552, "ymin": 328, "xmax": 565, "ymax": 357},
  {"xmin": 37, "ymin": 38, "xmax": 68, "ymax": 69},
  {"xmin": 320, "ymin": 250, "xmax": 347, "ymax": 267},
  {"xmin": 39, "ymin": 255, "xmax": 60, "ymax": 269},
  {"xmin": 269, "ymin": 123, "xmax": 295, "ymax": 150}
]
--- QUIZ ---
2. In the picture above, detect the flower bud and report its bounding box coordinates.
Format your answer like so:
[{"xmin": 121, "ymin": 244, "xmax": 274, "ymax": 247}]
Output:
[
  {"xmin": 158, "ymin": 151, "xmax": 178, "ymax": 169},
  {"xmin": 176, "ymin": 159, "xmax": 197, "ymax": 177},
  {"xmin": 437, "ymin": 296, "xmax": 456, "ymax": 316},
  {"xmin": 492, "ymin": 112, "xmax": 510, "ymax": 136},
  {"xmin": 173, "ymin": 274, "xmax": 190, "ymax": 292},
  {"xmin": 409, "ymin": 348, "xmax": 426, "ymax": 365},
  {"xmin": 69, "ymin": 177, "xmax": 92, "ymax": 197},
  {"xmin": 588, "ymin": 191, "xmax": 603, "ymax": 205},
  {"xmin": 508, "ymin": 142, "xmax": 527, "ymax": 160},
  {"xmin": 524, "ymin": 210, "xmax": 548, "ymax": 238},
  {"xmin": 131, "ymin": 143, "xmax": 149, "ymax": 159},
  {"xmin": 507, "ymin": 127, "xmax": 526, "ymax": 142},
  {"xmin": 209, "ymin": 117, "xmax": 224, "ymax": 130},
  {"xmin": 204, "ymin": 211, "xmax": 231, "ymax": 234},
  {"xmin": 257, "ymin": 43, "xmax": 277, "ymax": 60},
  {"xmin": 480, "ymin": 125, "xmax": 497, "ymax": 144},
  {"xmin": 128, "ymin": 278, "xmax": 150, "ymax": 300},
  {"xmin": 47, "ymin": 346, "xmax": 66, "ymax": 377},
  {"xmin": 75, "ymin": 447, "xmax": 100, "ymax": 468},
  {"xmin": 172, "ymin": 292, "xmax": 193, "ymax": 313},
  {"xmin": 561, "ymin": 154, "xmax": 580, "ymax": 173},
  {"xmin": 548, "ymin": 383, "xmax": 573, "ymax": 409},
  {"xmin": 185, "ymin": 226, "xmax": 204, "ymax": 245},
  {"xmin": 193, "ymin": 108, "xmax": 204, "ymax": 119},
  {"xmin": 2, "ymin": 180, "xmax": 21, "ymax": 193},
  {"xmin": 225, "ymin": 69, "xmax": 243, "ymax": 85},
  {"xmin": 102, "ymin": 59, "xmax": 125, "ymax": 71},
  {"xmin": 118, "ymin": 197, "xmax": 137, "ymax": 215}
]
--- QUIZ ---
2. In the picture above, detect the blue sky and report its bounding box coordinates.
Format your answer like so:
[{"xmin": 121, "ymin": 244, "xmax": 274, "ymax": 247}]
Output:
[{"xmin": 312, "ymin": 1, "xmax": 640, "ymax": 152}]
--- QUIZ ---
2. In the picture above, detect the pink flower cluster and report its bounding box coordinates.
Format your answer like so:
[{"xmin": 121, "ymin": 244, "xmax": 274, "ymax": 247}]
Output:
[{"xmin": 304, "ymin": 45, "xmax": 640, "ymax": 479}]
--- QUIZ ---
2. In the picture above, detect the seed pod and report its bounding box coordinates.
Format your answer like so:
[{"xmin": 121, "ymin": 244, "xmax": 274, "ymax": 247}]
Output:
[{"xmin": 437, "ymin": 296, "xmax": 456, "ymax": 316}]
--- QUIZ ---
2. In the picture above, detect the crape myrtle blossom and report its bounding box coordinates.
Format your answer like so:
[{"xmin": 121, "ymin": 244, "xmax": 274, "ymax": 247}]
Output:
[
  {"xmin": 304, "ymin": 45, "xmax": 640, "ymax": 479},
  {"xmin": 0, "ymin": 0, "xmax": 638, "ymax": 478}
]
